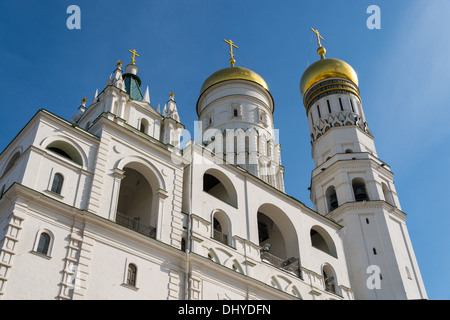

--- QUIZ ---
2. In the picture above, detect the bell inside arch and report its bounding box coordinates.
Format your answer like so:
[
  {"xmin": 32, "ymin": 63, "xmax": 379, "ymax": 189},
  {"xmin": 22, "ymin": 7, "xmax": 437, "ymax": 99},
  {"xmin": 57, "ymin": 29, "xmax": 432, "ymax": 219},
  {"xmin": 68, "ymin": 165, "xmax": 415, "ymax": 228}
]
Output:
[
  {"xmin": 329, "ymin": 192, "xmax": 338, "ymax": 210},
  {"xmin": 353, "ymin": 181, "xmax": 369, "ymax": 202}
]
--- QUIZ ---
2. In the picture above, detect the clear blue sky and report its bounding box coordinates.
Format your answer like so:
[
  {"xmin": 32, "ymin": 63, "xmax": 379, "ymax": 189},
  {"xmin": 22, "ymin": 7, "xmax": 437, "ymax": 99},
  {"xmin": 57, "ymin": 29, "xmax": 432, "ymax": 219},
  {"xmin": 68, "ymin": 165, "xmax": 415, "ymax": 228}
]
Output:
[{"xmin": 0, "ymin": 0, "xmax": 448, "ymax": 300}]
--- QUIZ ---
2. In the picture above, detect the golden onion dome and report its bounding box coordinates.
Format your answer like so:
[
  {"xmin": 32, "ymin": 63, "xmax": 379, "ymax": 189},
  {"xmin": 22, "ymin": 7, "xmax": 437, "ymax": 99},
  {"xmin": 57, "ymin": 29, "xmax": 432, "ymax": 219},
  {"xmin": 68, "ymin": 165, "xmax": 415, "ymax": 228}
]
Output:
[
  {"xmin": 199, "ymin": 66, "xmax": 269, "ymax": 96},
  {"xmin": 300, "ymin": 58, "xmax": 359, "ymax": 97}
]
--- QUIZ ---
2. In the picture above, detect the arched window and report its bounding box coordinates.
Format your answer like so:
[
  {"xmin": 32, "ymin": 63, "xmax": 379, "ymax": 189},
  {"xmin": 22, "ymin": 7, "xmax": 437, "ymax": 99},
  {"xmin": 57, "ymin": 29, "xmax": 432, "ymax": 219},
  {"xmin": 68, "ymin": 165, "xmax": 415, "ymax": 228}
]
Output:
[
  {"xmin": 212, "ymin": 211, "xmax": 231, "ymax": 246},
  {"xmin": 127, "ymin": 264, "xmax": 137, "ymax": 287},
  {"xmin": 46, "ymin": 141, "xmax": 83, "ymax": 166},
  {"xmin": 323, "ymin": 264, "xmax": 337, "ymax": 294},
  {"xmin": 213, "ymin": 218, "xmax": 226, "ymax": 244},
  {"xmin": 326, "ymin": 186, "xmax": 338, "ymax": 212},
  {"xmin": 116, "ymin": 166, "xmax": 157, "ymax": 239},
  {"xmin": 36, "ymin": 232, "xmax": 51, "ymax": 255},
  {"xmin": 140, "ymin": 118, "xmax": 149, "ymax": 134},
  {"xmin": 310, "ymin": 226, "xmax": 338, "ymax": 258},
  {"xmin": 2, "ymin": 151, "xmax": 20, "ymax": 177},
  {"xmin": 257, "ymin": 204, "xmax": 301, "ymax": 278},
  {"xmin": 352, "ymin": 178, "xmax": 369, "ymax": 201},
  {"xmin": 51, "ymin": 173, "xmax": 64, "ymax": 195},
  {"xmin": 202, "ymin": 169, "xmax": 237, "ymax": 208}
]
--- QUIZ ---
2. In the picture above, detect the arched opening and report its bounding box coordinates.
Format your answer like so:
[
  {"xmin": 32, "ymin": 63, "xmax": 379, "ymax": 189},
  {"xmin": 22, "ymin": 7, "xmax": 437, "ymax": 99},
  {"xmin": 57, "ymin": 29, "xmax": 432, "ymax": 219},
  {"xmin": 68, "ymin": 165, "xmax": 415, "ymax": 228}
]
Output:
[
  {"xmin": 212, "ymin": 210, "xmax": 231, "ymax": 246},
  {"xmin": 140, "ymin": 118, "xmax": 149, "ymax": 134},
  {"xmin": 323, "ymin": 264, "xmax": 337, "ymax": 294},
  {"xmin": 51, "ymin": 173, "xmax": 64, "ymax": 195},
  {"xmin": 382, "ymin": 182, "xmax": 394, "ymax": 206},
  {"xmin": 352, "ymin": 178, "xmax": 369, "ymax": 202},
  {"xmin": 127, "ymin": 264, "xmax": 137, "ymax": 287},
  {"xmin": 203, "ymin": 169, "xmax": 237, "ymax": 208},
  {"xmin": 325, "ymin": 186, "xmax": 338, "ymax": 212},
  {"xmin": 257, "ymin": 204, "xmax": 301, "ymax": 277},
  {"xmin": 2, "ymin": 151, "xmax": 20, "ymax": 177},
  {"xmin": 46, "ymin": 141, "xmax": 83, "ymax": 166},
  {"xmin": 36, "ymin": 232, "xmax": 51, "ymax": 255},
  {"xmin": 116, "ymin": 165, "xmax": 158, "ymax": 239},
  {"xmin": 310, "ymin": 226, "xmax": 337, "ymax": 258},
  {"xmin": 258, "ymin": 212, "xmax": 285, "ymax": 259}
]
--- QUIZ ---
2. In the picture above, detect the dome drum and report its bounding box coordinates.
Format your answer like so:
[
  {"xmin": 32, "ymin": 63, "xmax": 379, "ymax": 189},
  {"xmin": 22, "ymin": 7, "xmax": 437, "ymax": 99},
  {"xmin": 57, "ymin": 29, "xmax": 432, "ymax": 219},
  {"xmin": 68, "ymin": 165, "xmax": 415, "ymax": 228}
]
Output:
[{"xmin": 303, "ymin": 78, "xmax": 360, "ymax": 113}]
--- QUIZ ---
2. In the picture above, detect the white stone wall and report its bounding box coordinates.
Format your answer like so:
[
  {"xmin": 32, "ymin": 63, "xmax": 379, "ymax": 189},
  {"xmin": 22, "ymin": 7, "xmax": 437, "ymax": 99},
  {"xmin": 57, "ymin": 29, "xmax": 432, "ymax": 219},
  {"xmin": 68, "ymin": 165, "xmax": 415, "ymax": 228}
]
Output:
[
  {"xmin": 311, "ymin": 126, "xmax": 378, "ymax": 168},
  {"xmin": 0, "ymin": 185, "xmax": 185, "ymax": 300},
  {"xmin": 184, "ymin": 143, "xmax": 352, "ymax": 299}
]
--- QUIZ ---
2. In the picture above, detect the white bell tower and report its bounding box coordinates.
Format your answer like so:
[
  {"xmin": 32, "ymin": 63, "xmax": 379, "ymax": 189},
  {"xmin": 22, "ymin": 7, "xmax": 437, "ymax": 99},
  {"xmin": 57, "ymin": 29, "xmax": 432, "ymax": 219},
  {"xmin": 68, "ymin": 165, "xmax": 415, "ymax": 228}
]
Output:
[
  {"xmin": 196, "ymin": 40, "xmax": 284, "ymax": 191},
  {"xmin": 300, "ymin": 29, "xmax": 427, "ymax": 300}
]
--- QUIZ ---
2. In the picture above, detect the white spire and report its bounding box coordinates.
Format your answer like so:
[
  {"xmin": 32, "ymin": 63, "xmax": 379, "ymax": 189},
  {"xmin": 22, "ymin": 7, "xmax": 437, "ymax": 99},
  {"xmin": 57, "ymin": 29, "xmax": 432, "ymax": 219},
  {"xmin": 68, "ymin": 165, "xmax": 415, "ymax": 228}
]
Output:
[
  {"xmin": 113, "ymin": 64, "xmax": 125, "ymax": 90},
  {"xmin": 91, "ymin": 89, "xmax": 98, "ymax": 104},
  {"xmin": 166, "ymin": 92, "xmax": 180, "ymax": 121},
  {"xmin": 143, "ymin": 86, "xmax": 150, "ymax": 104},
  {"xmin": 106, "ymin": 74, "xmax": 113, "ymax": 86},
  {"xmin": 106, "ymin": 60, "xmax": 125, "ymax": 90},
  {"xmin": 71, "ymin": 97, "xmax": 87, "ymax": 123}
]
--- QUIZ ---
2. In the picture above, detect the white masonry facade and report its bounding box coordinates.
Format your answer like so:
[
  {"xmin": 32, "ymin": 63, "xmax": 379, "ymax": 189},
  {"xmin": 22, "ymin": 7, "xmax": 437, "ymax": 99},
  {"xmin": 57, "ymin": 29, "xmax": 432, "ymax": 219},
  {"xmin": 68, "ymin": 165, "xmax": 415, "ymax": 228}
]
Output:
[{"xmin": 0, "ymin": 51, "xmax": 427, "ymax": 300}]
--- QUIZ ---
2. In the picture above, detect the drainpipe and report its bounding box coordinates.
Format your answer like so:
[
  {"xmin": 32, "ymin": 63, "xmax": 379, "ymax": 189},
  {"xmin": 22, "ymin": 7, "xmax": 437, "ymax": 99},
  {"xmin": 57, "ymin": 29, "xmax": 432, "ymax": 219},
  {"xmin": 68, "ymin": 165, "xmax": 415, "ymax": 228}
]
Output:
[{"xmin": 184, "ymin": 141, "xmax": 194, "ymax": 300}]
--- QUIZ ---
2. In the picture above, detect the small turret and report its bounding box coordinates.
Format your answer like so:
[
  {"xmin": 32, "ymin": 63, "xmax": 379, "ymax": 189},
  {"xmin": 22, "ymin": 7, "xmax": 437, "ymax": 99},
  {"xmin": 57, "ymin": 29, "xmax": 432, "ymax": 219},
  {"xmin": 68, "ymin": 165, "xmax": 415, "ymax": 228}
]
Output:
[{"xmin": 70, "ymin": 97, "xmax": 88, "ymax": 123}]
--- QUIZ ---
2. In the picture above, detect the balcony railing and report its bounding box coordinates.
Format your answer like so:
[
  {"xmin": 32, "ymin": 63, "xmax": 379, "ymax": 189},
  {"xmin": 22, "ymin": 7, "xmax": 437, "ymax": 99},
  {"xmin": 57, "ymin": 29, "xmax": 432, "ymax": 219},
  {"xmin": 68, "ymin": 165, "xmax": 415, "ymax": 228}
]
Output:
[
  {"xmin": 325, "ymin": 283, "xmax": 337, "ymax": 294},
  {"xmin": 260, "ymin": 251, "xmax": 302, "ymax": 279},
  {"xmin": 116, "ymin": 213, "xmax": 156, "ymax": 239},
  {"xmin": 213, "ymin": 229, "xmax": 228, "ymax": 245}
]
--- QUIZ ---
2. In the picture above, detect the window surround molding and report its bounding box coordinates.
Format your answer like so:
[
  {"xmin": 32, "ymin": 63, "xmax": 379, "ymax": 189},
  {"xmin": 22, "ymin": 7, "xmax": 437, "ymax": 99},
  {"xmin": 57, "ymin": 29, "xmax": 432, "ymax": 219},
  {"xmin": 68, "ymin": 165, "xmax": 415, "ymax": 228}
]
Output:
[
  {"xmin": 40, "ymin": 135, "xmax": 88, "ymax": 169},
  {"xmin": 1, "ymin": 148, "xmax": 22, "ymax": 178},
  {"xmin": 230, "ymin": 103, "xmax": 243, "ymax": 119},
  {"xmin": 51, "ymin": 172, "xmax": 64, "ymax": 195},
  {"xmin": 45, "ymin": 169, "xmax": 65, "ymax": 199},
  {"xmin": 31, "ymin": 229, "xmax": 55, "ymax": 259},
  {"xmin": 122, "ymin": 258, "xmax": 139, "ymax": 291}
]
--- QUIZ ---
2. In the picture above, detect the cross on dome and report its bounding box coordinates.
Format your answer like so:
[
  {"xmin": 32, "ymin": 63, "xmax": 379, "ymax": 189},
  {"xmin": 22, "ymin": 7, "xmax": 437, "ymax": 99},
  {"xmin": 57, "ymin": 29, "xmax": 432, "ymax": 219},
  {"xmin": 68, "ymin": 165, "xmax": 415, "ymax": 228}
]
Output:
[
  {"xmin": 129, "ymin": 49, "xmax": 140, "ymax": 65},
  {"xmin": 224, "ymin": 39, "xmax": 238, "ymax": 67},
  {"xmin": 310, "ymin": 27, "xmax": 326, "ymax": 59}
]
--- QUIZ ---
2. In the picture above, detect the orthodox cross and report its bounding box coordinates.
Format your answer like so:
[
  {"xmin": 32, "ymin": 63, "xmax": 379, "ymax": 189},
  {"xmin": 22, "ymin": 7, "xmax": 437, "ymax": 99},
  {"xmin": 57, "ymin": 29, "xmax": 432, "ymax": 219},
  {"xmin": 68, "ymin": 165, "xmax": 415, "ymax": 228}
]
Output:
[
  {"xmin": 224, "ymin": 39, "xmax": 238, "ymax": 67},
  {"xmin": 310, "ymin": 28, "xmax": 324, "ymax": 47},
  {"xmin": 129, "ymin": 49, "xmax": 140, "ymax": 65}
]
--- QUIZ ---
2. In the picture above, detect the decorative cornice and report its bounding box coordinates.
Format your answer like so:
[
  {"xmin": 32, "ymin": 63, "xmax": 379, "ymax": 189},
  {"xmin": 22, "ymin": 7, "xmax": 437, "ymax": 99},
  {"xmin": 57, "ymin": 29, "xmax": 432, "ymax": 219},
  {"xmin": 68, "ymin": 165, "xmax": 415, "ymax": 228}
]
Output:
[
  {"xmin": 312, "ymin": 156, "xmax": 391, "ymax": 184},
  {"xmin": 310, "ymin": 111, "xmax": 371, "ymax": 142},
  {"xmin": 326, "ymin": 200, "xmax": 406, "ymax": 222}
]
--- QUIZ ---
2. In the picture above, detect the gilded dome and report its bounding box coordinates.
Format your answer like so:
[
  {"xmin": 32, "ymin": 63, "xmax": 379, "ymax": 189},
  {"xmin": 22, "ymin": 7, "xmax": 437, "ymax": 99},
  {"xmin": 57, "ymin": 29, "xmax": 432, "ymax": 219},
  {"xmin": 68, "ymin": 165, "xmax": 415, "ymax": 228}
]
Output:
[
  {"xmin": 199, "ymin": 66, "xmax": 269, "ymax": 96},
  {"xmin": 300, "ymin": 58, "xmax": 358, "ymax": 97}
]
